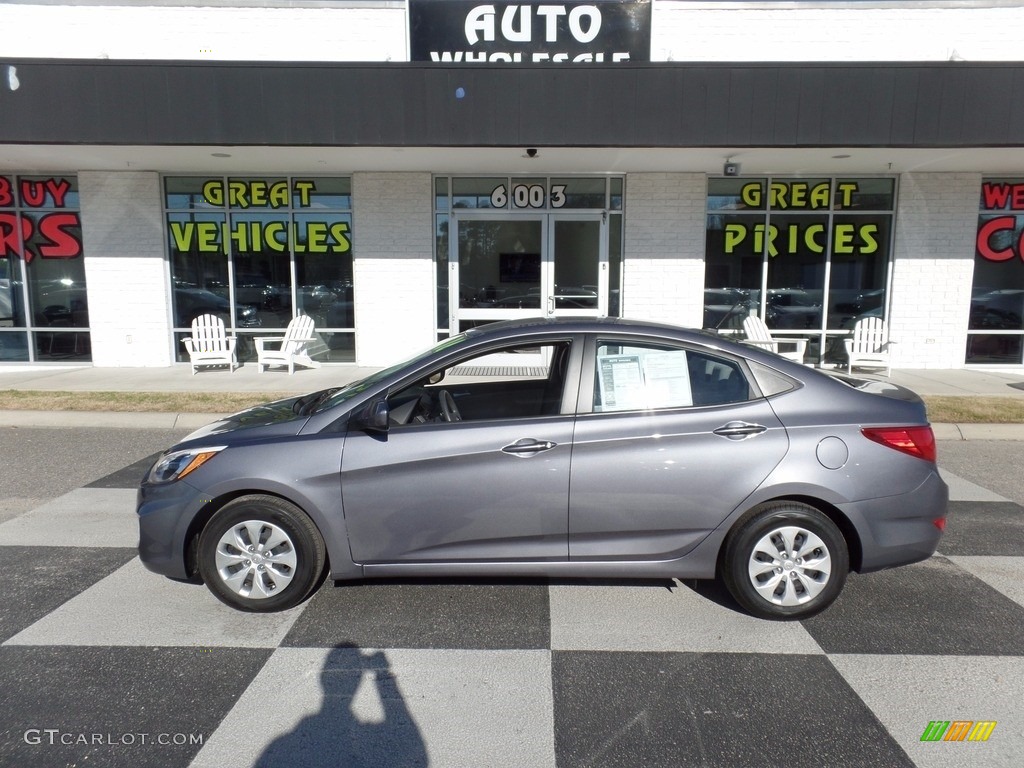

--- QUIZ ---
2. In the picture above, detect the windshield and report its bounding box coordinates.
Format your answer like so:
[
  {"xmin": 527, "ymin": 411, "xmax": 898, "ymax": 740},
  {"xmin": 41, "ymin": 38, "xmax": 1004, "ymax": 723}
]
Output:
[{"xmin": 312, "ymin": 333, "xmax": 471, "ymax": 414}]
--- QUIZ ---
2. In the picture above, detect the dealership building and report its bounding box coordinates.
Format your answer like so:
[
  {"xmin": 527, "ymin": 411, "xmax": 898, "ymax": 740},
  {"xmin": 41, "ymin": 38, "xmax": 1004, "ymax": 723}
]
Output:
[{"xmin": 1, "ymin": 0, "xmax": 1023, "ymax": 370}]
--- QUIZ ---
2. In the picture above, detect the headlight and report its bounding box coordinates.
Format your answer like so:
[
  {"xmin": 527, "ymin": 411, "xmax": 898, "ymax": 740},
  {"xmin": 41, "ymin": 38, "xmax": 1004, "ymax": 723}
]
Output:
[{"xmin": 147, "ymin": 446, "xmax": 226, "ymax": 485}]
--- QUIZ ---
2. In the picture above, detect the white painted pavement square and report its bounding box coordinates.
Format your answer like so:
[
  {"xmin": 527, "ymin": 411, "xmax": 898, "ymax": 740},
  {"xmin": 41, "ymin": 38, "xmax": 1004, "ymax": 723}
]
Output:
[
  {"xmin": 946, "ymin": 556, "xmax": 1024, "ymax": 610},
  {"xmin": 190, "ymin": 647, "xmax": 556, "ymax": 768},
  {"xmin": 829, "ymin": 654, "xmax": 1024, "ymax": 768},
  {"xmin": 4, "ymin": 557, "xmax": 306, "ymax": 648},
  {"xmin": 0, "ymin": 487, "xmax": 138, "ymax": 547},
  {"xmin": 549, "ymin": 582, "xmax": 824, "ymax": 653},
  {"xmin": 940, "ymin": 469, "xmax": 1011, "ymax": 503}
]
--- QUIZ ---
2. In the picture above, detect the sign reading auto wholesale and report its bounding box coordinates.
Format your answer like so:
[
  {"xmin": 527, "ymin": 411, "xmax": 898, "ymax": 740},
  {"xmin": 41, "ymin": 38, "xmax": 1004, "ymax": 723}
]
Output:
[{"xmin": 409, "ymin": 0, "xmax": 651, "ymax": 63}]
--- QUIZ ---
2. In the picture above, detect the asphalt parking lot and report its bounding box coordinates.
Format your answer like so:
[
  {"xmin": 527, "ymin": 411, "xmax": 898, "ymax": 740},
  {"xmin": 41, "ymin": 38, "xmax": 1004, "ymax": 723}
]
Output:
[{"xmin": 0, "ymin": 425, "xmax": 1021, "ymax": 768}]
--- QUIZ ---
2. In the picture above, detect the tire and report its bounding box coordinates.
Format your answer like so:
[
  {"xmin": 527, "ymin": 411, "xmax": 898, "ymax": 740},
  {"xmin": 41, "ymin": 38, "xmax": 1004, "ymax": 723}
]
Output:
[
  {"xmin": 722, "ymin": 501, "xmax": 848, "ymax": 621},
  {"xmin": 198, "ymin": 495, "xmax": 327, "ymax": 612}
]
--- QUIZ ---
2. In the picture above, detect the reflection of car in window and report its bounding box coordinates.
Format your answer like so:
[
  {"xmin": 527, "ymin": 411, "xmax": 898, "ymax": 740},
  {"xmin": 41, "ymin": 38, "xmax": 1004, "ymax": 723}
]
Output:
[
  {"xmin": 235, "ymin": 273, "xmax": 287, "ymax": 312},
  {"xmin": 766, "ymin": 289, "xmax": 822, "ymax": 329},
  {"xmin": 970, "ymin": 289, "xmax": 1024, "ymax": 330},
  {"xmin": 298, "ymin": 284, "xmax": 336, "ymax": 310},
  {"xmin": 173, "ymin": 285, "xmax": 260, "ymax": 328},
  {"xmin": 703, "ymin": 288, "xmax": 753, "ymax": 330},
  {"xmin": 0, "ymin": 278, "xmax": 17, "ymax": 325}
]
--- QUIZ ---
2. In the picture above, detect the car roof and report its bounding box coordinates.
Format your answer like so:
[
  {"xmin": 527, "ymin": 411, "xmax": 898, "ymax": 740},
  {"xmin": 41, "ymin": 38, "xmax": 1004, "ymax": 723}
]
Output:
[
  {"xmin": 456, "ymin": 316, "xmax": 819, "ymax": 377},
  {"xmin": 463, "ymin": 316, "xmax": 712, "ymax": 340}
]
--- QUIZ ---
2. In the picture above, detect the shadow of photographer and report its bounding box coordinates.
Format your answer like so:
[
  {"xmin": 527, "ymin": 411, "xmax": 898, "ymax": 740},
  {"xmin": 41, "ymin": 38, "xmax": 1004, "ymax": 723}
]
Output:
[{"xmin": 256, "ymin": 644, "xmax": 427, "ymax": 767}]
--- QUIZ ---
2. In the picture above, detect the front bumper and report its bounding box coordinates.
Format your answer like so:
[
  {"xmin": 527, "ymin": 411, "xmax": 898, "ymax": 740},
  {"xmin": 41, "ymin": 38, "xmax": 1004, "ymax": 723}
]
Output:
[{"xmin": 136, "ymin": 478, "xmax": 208, "ymax": 579}]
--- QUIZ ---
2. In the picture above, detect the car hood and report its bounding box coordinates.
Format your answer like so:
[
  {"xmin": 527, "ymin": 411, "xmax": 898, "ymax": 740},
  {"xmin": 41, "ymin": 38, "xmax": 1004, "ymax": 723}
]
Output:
[{"xmin": 180, "ymin": 389, "xmax": 340, "ymax": 442}]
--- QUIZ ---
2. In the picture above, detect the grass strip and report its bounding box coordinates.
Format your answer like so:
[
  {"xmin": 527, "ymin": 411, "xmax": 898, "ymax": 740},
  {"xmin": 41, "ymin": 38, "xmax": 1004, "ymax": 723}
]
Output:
[{"xmin": 0, "ymin": 390, "xmax": 292, "ymax": 414}]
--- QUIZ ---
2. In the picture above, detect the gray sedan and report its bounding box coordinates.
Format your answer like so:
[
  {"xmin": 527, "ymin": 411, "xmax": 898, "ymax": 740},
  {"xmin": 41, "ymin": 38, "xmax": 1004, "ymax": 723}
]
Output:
[{"xmin": 138, "ymin": 318, "xmax": 947, "ymax": 620}]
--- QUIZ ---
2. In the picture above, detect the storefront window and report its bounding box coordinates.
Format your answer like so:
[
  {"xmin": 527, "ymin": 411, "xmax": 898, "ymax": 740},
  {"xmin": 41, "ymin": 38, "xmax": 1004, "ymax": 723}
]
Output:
[
  {"xmin": 705, "ymin": 177, "xmax": 895, "ymax": 365},
  {"xmin": 967, "ymin": 178, "xmax": 1024, "ymax": 363},
  {"xmin": 165, "ymin": 176, "xmax": 354, "ymax": 363},
  {"xmin": 0, "ymin": 174, "xmax": 90, "ymax": 362}
]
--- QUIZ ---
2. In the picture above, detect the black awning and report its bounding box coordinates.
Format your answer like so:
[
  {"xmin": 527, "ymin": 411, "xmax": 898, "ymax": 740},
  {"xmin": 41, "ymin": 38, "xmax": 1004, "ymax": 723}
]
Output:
[{"xmin": 1, "ymin": 59, "xmax": 1021, "ymax": 148}]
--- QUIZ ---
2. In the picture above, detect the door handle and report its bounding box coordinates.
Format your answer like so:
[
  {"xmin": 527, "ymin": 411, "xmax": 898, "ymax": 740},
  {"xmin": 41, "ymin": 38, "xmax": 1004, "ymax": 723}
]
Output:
[
  {"xmin": 502, "ymin": 439, "xmax": 557, "ymax": 456},
  {"xmin": 712, "ymin": 421, "xmax": 768, "ymax": 440}
]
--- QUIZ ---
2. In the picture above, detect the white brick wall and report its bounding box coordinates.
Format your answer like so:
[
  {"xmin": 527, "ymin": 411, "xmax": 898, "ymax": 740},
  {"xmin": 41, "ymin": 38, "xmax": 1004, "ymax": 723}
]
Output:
[
  {"xmin": 351, "ymin": 172, "xmax": 437, "ymax": 367},
  {"xmin": 79, "ymin": 171, "xmax": 173, "ymax": 366},
  {"xmin": 652, "ymin": 4, "xmax": 1024, "ymax": 62},
  {"xmin": 889, "ymin": 173, "xmax": 980, "ymax": 369},
  {"xmin": 622, "ymin": 173, "xmax": 706, "ymax": 328},
  {"xmin": 0, "ymin": 5, "xmax": 407, "ymax": 62},
  {"xmin": 2, "ymin": 2, "xmax": 1018, "ymax": 63}
]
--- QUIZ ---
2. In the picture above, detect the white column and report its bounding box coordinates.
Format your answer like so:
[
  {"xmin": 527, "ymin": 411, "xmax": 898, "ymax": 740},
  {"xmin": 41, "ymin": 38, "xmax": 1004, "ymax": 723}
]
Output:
[
  {"xmin": 352, "ymin": 172, "xmax": 437, "ymax": 367},
  {"xmin": 79, "ymin": 171, "xmax": 173, "ymax": 366},
  {"xmin": 622, "ymin": 173, "xmax": 707, "ymax": 328},
  {"xmin": 889, "ymin": 172, "xmax": 979, "ymax": 369}
]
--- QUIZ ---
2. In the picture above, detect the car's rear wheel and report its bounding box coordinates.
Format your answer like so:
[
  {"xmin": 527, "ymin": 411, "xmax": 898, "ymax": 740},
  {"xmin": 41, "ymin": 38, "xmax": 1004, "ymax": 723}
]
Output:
[
  {"xmin": 722, "ymin": 501, "xmax": 848, "ymax": 620},
  {"xmin": 198, "ymin": 495, "xmax": 327, "ymax": 612}
]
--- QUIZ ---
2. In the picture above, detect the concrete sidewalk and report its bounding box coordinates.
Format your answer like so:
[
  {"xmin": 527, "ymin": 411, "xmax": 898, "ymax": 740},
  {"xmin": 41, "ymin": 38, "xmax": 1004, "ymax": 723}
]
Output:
[{"xmin": 1, "ymin": 362, "xmax": 1023, "ymax": 438}]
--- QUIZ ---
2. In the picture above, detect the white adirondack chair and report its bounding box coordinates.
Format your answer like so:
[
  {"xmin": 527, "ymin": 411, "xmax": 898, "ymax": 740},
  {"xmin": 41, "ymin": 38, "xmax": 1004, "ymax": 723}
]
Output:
[
  {"xmin": 845, "ymin": 317, "xmax": 892, "ymax": 375},
  {"xmin": 741, "ymin": 314, "xmax": 808, "ymax": 364},
  {"xmin": 255, "ymin": 314, "xmax": 322, "ymax": 374},
  {"xmin": 182, "ymin": 314, "xmax": 237, "ymax": 374}
]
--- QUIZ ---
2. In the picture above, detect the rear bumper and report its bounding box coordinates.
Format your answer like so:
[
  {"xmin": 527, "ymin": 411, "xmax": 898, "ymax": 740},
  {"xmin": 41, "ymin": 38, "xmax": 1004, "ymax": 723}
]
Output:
[{"xmin": 839, "ymin": 469, "xmax": 949, "ymax": 573}]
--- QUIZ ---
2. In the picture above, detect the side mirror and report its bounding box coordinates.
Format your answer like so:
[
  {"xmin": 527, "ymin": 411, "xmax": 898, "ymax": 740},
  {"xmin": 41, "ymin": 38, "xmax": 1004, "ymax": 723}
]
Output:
[{"xmin": 355, "ymin": 399, "xmax": 389, "ymax": 434}]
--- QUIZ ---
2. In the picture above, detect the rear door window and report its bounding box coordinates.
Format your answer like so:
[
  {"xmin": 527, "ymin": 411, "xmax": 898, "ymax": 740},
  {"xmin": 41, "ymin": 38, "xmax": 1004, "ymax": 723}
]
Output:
[{"xmin": 593, "ymin": 341, "xmax": 751, "ymax": 412}]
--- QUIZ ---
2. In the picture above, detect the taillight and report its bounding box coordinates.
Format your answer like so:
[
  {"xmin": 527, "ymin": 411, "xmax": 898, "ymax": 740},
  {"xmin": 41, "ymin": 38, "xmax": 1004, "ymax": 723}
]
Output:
[{"xmin": 861, "ymin": 426, "xmax": 937, "ymax": 462}]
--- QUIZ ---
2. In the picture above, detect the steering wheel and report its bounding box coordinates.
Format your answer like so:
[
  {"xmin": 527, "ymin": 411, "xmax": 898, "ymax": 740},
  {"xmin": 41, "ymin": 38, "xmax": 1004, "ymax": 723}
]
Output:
[{"xmin": 438, "ymin": 389, "xmax": 462, "ymax": 423}]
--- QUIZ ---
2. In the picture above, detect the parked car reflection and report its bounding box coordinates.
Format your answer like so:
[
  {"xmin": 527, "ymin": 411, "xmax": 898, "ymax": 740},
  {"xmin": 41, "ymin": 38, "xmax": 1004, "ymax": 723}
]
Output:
[
  {"xmin": 970, "ymin": 289, "xmax": 1024, "ymax": 330},
  {"xmin": 173, "ymin": 283, "xmax": 260, "ymax": 328},
  {"xmin": 703, "ymin": 288, "xmax": 754, "ymax": 330},
  {"xmin": 235, "ymin": 273, "xmax": 288, "ymax": 312},
  {"xmin": 766, "ymin": 289, "xmax": 822, "ymax": 329}
]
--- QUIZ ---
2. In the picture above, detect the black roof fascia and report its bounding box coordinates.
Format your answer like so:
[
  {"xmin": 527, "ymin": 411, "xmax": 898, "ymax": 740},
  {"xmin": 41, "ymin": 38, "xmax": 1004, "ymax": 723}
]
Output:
[{"xmin": 1, "ymin": 59, "xmax": 1022, "ymax": 148}]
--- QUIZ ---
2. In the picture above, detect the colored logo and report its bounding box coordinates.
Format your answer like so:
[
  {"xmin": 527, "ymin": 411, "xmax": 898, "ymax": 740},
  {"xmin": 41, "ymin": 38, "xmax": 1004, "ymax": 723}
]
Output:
[{"xmin": 921, "ymin": 721, "xmax": 997, "ymax": 742}]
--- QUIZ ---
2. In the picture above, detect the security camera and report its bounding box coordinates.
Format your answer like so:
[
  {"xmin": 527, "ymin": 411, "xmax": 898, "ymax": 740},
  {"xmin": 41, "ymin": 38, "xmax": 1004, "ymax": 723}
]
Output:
[
  {"xmin": 724, "ymin": 162, "xmax": 740, "ymax": 177},
  {"xmin": 526, "ymin": 147, "xmax": 538, "ymax": 158}
]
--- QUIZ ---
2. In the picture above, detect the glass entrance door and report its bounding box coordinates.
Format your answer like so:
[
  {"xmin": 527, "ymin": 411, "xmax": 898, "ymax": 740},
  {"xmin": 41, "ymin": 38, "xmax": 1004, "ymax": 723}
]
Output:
[
  {"xmin": 450, "ymin": 213, "xmax": 606, "ymax": 333},
  {"xmin": 549, "ymin": 215, "xmax": 606, "ymax": 318}
]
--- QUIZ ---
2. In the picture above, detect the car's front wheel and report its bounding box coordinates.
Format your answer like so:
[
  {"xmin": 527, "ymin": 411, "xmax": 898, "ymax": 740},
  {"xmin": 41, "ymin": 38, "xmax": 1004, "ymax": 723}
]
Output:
[
  {"xmin": 198, "ymin": 495, "xmax": 327, "ymax": 612},
  {"xmin": 722, "ymin": 501, "xmax": 848, "ymax": 620}
]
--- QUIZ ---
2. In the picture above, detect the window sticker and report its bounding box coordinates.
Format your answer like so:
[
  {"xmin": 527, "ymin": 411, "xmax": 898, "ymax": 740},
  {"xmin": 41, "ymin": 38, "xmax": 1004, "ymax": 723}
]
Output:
[{"xmin": 596, "ymin": 348, "xmax": 692, "ymax": 412}]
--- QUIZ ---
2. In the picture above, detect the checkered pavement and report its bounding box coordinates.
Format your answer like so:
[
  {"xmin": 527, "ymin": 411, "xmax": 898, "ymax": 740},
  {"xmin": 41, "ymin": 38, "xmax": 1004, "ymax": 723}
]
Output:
[{"xmin": 0, "ymin": 455, "xmax": 1021, "ymax": 768}]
